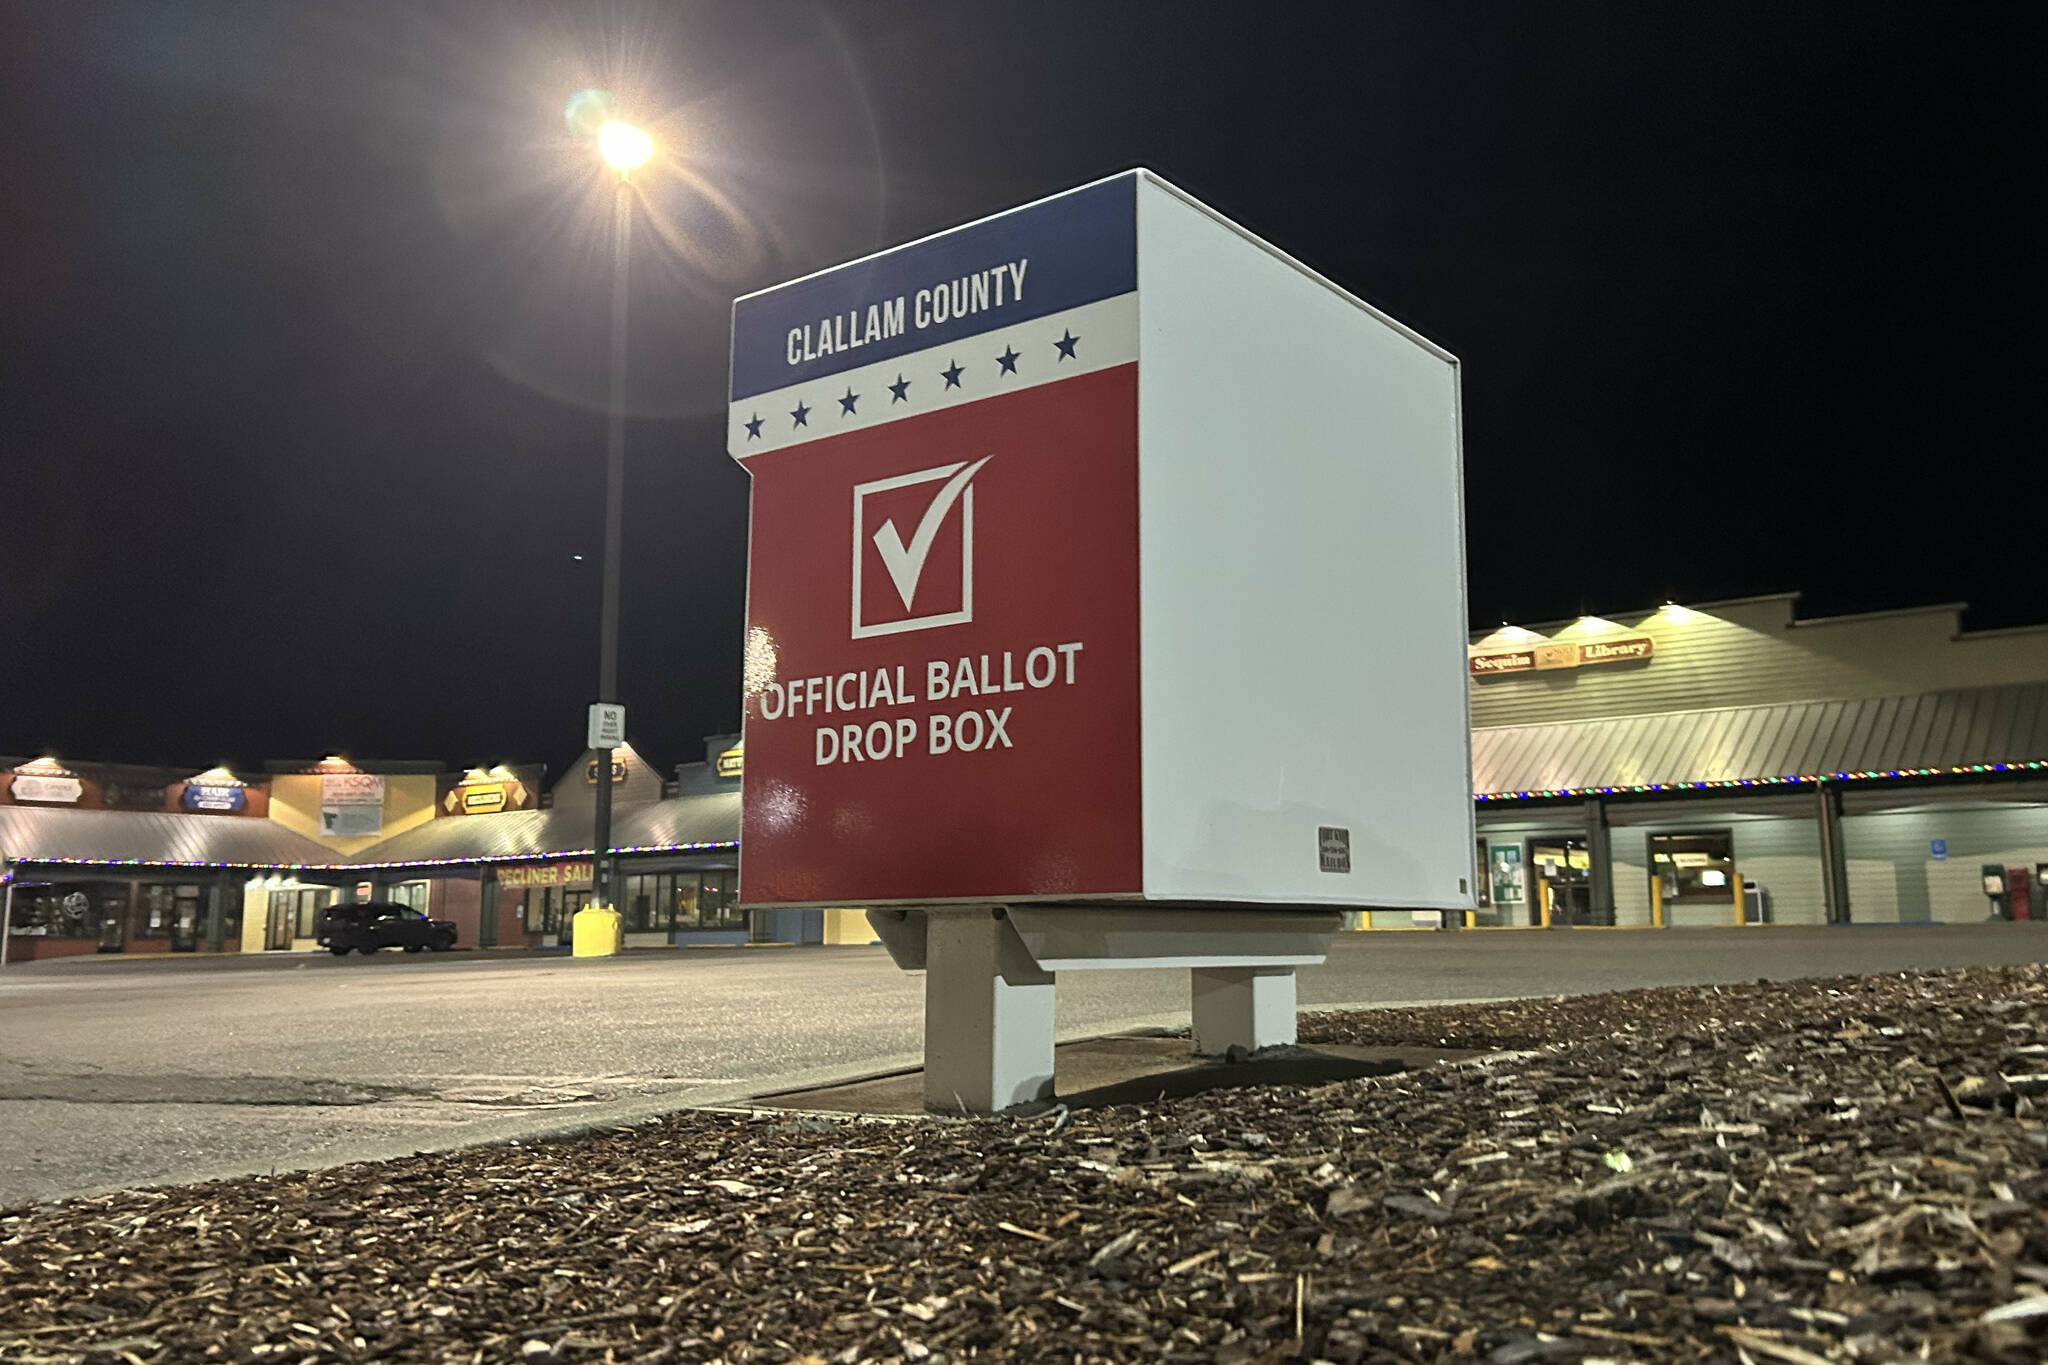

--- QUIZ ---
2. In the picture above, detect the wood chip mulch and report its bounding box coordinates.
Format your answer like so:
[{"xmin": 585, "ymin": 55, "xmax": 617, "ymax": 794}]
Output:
[{"xmin": 4, "ymin": 965, "xmax": 2046, "ymax": 1363}]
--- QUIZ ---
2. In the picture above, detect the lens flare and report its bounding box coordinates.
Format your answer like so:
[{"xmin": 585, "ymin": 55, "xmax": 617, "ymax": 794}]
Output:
[{"xmin": 563, "ymin": 87, "xmax": 614, "ymax": 137}]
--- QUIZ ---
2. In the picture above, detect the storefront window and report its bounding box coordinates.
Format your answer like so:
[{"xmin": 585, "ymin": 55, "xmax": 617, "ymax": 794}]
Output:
[
  {"xmin": 385, "ymin": 881, "xmax": 429, "ymax": 911},
  {"xmin": 625, "ymin": 873, "xmax": 668, "ymax": 932},
  {"xmin": 1488, "ymin": 844, "xmax": 1525, "ymax": 911},
  {"xmin": 138, "ymin": 885, "xmax": 176, "ymax": 938},
  {"xmin": 6, "ymin": 881, "xmax": 129, "ymax": 939},
  {"xmin": 1649, "ymin": 831, "xmax": 1735, "ymax": 904},
  {"xmin": 522, "ymin": 887, "xmax": 559, "ymax": 935},
  {"xmin": 646, "ymin": 870, "xmax": 743, "ymax": 930},
  {"xmin": 611, "ymin": 872, "xmax": 744, "ymax": 931},
  {"xmin": 267, "ymin": 888, "xmax": 331, "ymax": 939},
  {"xmin": 268, "ymin": 888, "xmax": 331, "ymax": 938},
  {"xmin": 697, "ymin": 870, "xmax": 742, "ymax": 929}
]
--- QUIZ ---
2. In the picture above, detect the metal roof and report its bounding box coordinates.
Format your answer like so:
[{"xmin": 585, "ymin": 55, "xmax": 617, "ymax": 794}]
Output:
[
  {"xmin": 0, "ymin": 792, "xmax": 740, "ymax": 871},
  {"xmin": 1474, "ymin": 682, "xmax": 2048, "ymax": 801},
  {"xmin": 348, "ymin": 792, "xmax": 740, "ymax": 868},
  {"xmin": 0, "ymin": 806, "xmax": 341, "ymax": 869},
  {"xmin": 620, "ymin": 792, "xmax": 742, "ymax": 852},
  {"xmin": 11, "ymin": 688, "xmax": 2046, "ymax": 866}
]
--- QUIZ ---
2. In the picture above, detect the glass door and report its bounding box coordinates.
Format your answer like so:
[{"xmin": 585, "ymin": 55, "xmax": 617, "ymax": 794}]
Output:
[
  {"xmin": 96, "ymin": 889, "xmax": 128, "ymax": 954},
  {"xmin": 171, "ymin": 886, "xmax": 204, "ymax": 951},
  {"xmin": 265, "ymin": 892, "xmax": 294, "ymax": 950},
  {"xmin": 559, "ymin": 890, "xmax": 591, "ymax": 945},
  {"xmin": 1528, "ymin": 839, "xmax": 1593, "ymax": 926}
]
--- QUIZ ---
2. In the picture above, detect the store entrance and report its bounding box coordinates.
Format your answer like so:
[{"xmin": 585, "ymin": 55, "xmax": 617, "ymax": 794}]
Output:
[
  {"xmin": 1529, "ymin": 839, "xmax": 1595, "ymax": 926},
  {"xmin": 559, "ymin": 891, "xmax": 591, "ymax": 946},
  {"xmin": 170, "ymin": 886, "xmax": 205, "ymax": 952},
  {"xmin": 96, "ymin": 900, "xmax": 126, "ymax": 954},
  {"xmin": 264, "ymin": 896, "xmax": 294, "ymax": 951}
]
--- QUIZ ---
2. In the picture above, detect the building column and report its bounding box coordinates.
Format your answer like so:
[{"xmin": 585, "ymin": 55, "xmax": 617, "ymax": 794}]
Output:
[
  {"xmin": 1585, "ymin": 798, "xmax": 1614, "ymax": 925},
  {"xmin": 1816, "ymin": 781, "xmax": 1852, "ymax": 924},
  {"xmin": 204, "ymin": 871, "xmax": 230, "ymax": 951},
  {"xmin": 479, "ymin": 871, "xmax": 499, "ymax": 948},
  {"xmin": 922, "ymin": 907, "xmax": 1056, "ymax": 1114}
]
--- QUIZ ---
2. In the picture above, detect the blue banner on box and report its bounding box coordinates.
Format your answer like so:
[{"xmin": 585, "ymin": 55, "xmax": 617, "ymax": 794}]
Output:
[{"xmin": 729, "ymin": 175, "xmax": 1136, "ymax": 400}]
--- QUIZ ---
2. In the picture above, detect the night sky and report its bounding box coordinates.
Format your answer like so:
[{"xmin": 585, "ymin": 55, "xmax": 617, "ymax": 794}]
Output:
[{"xmin": 1, "ymin": 3, "xmax": 2029, "ymax": 777}]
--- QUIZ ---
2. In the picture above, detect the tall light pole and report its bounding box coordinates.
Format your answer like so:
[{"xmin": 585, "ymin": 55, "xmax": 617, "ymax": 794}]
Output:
[{"xmin": 583, "ymin": 118, "xmax": 652, "ymax": 952}]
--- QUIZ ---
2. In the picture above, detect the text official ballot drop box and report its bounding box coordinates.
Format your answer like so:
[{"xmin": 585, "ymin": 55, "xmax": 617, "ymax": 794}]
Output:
[{"xmin": 728, "ymin": 171, "xmax": 1472, "ymax": 1108}]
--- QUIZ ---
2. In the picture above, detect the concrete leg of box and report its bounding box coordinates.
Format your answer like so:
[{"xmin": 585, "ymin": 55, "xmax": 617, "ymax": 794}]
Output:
[
  {"xmin": 1190, "ymin": 965, "xmax": 1299, "ymax": 1056},
  {"xmin": 921, "ymin": 907, "xmax": 1056, "ymax": 1114}
]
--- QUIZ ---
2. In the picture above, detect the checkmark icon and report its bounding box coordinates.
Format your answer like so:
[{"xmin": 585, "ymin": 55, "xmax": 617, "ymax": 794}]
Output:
[{"xmin": 871, "ymin": 456, "xmax": 990, "ymax": 610}]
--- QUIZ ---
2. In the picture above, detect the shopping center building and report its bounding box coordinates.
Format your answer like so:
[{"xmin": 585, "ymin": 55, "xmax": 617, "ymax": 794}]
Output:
[
  {"xmin": 1464, "ymin": 594, "xmax": 2048, "ymax": 929},
  {"xmin": 7, "ymin": 592, "xmax": 2048, "ymax": 959},
  {"xmin": 0, "ymin": 740, "xmax": 768, "ymax": 962}
]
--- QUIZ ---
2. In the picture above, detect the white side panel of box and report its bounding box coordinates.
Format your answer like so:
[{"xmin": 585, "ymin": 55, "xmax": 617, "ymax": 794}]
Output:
[{"xmin": 1133, "ymin": 174, "xmax": 1475, "ymax": 909}]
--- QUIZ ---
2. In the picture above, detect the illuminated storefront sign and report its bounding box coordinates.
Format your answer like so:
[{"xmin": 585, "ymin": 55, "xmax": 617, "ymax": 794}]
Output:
[
  {"xmin": 320, "ymin": 773, "xmax": 385, "ymax": 838},
  {"xmin": 10, "ymin": 774, "xmax": 83, "ymax": 804},
  {"xmin": 181, "ymin": 783, "xmax": 247, "ymax": 813},
  {"xmin": 442, "ymin": 780, "xmax": 529, "ymax": 816},
  {"xmin": 497, "ymin": 862, "xmax": 594, "ymax": 888},
  {"xmin": 1470, "ymin": 635, "xmax": 1655, "ymax": 677}
]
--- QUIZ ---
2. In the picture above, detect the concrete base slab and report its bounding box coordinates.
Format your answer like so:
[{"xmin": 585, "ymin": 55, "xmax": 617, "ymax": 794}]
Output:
[{"xmin": 746, "ymin": 1032, "xmax": 1479, "ymax": 1117}]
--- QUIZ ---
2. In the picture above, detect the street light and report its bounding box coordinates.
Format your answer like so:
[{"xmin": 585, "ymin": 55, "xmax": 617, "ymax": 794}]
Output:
[
  {"xmin": 579, "ymin": 115, "xmax": 652, "ymax": 956},
  {"xmin": 598, "ymin": 121, "xmax": 653, "ymax": 171}
]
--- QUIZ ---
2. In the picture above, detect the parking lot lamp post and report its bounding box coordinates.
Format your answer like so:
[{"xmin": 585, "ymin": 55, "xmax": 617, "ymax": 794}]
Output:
[{"xmin": 587, "ymin": 120, "xmax": 651, "ymax": 945}]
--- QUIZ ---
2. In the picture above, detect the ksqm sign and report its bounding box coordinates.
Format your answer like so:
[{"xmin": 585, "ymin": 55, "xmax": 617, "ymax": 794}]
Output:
[{"xmin": 730, "ymin": 175, "xmax": 1141, "ymax": 905}]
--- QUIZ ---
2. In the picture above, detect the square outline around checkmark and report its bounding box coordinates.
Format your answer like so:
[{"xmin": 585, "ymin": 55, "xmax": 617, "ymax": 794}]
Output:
[{"xmin": 850, "ymin": 461, "xmax": 980, "ymax": 639}]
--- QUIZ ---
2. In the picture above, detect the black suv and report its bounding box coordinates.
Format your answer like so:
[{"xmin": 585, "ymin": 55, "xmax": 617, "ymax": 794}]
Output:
[{"xmin": 317, "ymin": 902, "xmax": 458, "ymax": 956}]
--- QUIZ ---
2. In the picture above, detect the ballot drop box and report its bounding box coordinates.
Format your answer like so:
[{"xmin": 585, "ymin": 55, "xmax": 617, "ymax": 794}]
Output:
[{"xmin": 728, "ymin": 170, "xmax": 1472, "ymax": 1110}]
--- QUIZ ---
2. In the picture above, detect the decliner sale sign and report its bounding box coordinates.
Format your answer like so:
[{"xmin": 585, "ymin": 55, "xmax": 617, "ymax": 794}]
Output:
[
  {"xmin": 731, "ymin": 176, "xmax": 1142, "ymax": 904},
  {"xmin": 730, "ymin": 171, "xmax": 1475, "ymax": 915}
]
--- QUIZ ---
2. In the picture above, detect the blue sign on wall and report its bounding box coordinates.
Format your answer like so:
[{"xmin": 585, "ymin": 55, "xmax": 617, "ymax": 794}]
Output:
[
  {"xmin": 1930, "ymin": 838, "xmax": 1948, "ymax": 861},
  {"xmin": 182, "ymin": 784, "xmax": 247, "ymax": 814}
]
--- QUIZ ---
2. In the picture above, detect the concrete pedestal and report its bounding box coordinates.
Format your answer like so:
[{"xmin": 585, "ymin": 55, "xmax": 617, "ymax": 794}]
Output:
[
  {"xmin": 1190, "ymin": 965, "xmax": 1299, "ymax": 1055},
  {"xmin": 872, "ymin": 905, "xmax": 1339, "ymax": 1114},
  {"xmin": 921, "ymin": 908, "xmax": 1056, "ymax": 1113}
]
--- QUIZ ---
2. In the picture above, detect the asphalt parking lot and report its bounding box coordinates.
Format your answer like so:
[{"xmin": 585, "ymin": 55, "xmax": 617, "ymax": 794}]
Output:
[{"xmin": 3, "ymin": 923, "xmax": 2043, "ymax": 1207}]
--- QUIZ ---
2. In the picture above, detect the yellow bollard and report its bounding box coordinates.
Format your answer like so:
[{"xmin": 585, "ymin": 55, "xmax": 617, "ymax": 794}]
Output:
[
  {"xmin": 572, "ymin": 903, "xmax": 623, "ymax": 957},
  {"xmin": 1730, "ymin": 873, "xmax": 1746, "ymax": 927},
  {"xmin": 1538, "ymin": 879, "xmax": 1553, "ymax": 928},
  {"xmin": 1650, "ymin": 875, "xmax": 1665, "ymax": 929}
]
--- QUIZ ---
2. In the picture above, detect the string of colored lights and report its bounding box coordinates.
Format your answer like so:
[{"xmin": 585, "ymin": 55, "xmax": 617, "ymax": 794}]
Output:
[
  {"xmin": 1473, "ymin": 760, "xmax": 2048, "ymax": 803},
  {"xmin": 11, "ymin": 761, "xmax": 2048, "ymax": 869},
  {"xmin": 12, "ymin": 840, "xmax": 739, "ymax": 874}
]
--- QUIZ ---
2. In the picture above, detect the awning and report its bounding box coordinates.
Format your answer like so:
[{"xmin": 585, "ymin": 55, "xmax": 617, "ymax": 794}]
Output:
[
  {"xmin": 0, "ymin": 806, "xmax": 342, "ymax": 870},
  {"xmin": 1474, "ymin": 682, "xmax": 2048, "ymax": 802},
  {"xmin": 348, "ymin": 791, "xmax": 741, "ymax": 868}
]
